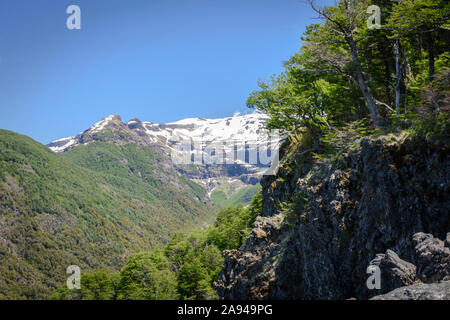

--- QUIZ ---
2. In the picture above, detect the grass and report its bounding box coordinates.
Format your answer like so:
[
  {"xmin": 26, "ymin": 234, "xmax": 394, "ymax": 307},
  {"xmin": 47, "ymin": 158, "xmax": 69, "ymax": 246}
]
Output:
[{"xmin": 210, "ymin": 182, "xmax": 261, "ymax": 207}]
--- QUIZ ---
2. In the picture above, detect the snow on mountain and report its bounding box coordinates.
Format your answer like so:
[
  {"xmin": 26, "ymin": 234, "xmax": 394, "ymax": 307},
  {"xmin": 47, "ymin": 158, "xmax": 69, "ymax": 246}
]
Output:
[
  {"xmin": 89, "ymin": 115, "xmax": 117, "ymax": 133},
  {"xmin": 167, "ymin": 112, "xmax": 269, "ymax": 142},
  {"xmin": 46, "ymin": 136, "xmax": 77, "ymax": 153},
  {"xmin": 47, "ymin": 112, "xmax": 278, "ymax": 160}
]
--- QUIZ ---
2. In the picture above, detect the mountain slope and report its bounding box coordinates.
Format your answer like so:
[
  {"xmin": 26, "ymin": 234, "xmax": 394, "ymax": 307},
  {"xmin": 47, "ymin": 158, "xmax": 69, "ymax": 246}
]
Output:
[{"xmin": 0, "ymin": 129, "xmax": 214, "ymax": 299}]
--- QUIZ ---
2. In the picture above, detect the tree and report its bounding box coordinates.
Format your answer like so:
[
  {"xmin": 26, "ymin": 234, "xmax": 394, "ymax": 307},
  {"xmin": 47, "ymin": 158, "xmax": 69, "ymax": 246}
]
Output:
[
  {"xmin": 79, "ymin": 270, "xmax": 118, "ymax": 300},
  {"xmin": 200, "ymin": 245, "xmax": 224, "ymax": 286},
  {"xmin": 306, "ymin": 0, "xmax": 383, "ymax": 127},
  {"xmin": 206, "ymin": 198, "xmax": 262, "ymax": 251},
  {"xmin": 247, "ymin": 72, "xmax": 330, "ymax": 149},
  {"xmin": 387, "ymin": 0, "xmax": 450, "ymax": 83},
  {"xmin": 177, "ymin": 253, "xmax": 216, "ymax": 300},
  {"xmin": 51, "ymin": 269, "xmax": 118, "ymax": 300},
  {"xmin": 117, "ymin": 251, "xmax": 178, "ymax": 300}
]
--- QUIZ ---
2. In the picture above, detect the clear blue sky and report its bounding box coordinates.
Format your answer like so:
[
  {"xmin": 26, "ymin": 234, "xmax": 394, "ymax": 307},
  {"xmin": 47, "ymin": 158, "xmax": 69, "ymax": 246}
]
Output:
[{"xmin": 0, "ymin": 0, "xmax": 333, "ymax": 144}]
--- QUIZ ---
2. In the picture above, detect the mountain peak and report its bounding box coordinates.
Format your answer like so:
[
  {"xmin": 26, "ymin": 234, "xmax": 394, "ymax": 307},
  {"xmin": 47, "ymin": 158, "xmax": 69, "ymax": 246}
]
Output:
[
  {"xmin": 88, "ymin": 115, "xmax": 122, "ymax": 133},
  {"xmin": 127, "ymin": 118, "xmax": 143, "ymax": 130}
]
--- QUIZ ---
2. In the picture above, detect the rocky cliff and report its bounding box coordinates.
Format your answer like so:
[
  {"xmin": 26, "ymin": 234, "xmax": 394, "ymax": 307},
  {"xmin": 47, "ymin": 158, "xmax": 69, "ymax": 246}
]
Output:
[{"xmin": 216, "ymin": 131, "xmax": 449, "ymax": 300}]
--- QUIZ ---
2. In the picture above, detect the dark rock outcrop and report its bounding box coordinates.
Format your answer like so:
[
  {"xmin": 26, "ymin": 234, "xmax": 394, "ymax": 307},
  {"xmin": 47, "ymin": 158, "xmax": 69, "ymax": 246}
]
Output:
[
  {"xmin": 216, "ymin": 134, "xmax": 449, "ymax": 300},
  {"xmin": 368, "ymin": 249, "xmax": 417, "ymax": 294},
  {"xmin": 365, "ymin": 232, "xmax": 450, "ymax": 297},
  {"xmin": 412, "ymin": 232, "xmax": 450, "ymax": 283}
]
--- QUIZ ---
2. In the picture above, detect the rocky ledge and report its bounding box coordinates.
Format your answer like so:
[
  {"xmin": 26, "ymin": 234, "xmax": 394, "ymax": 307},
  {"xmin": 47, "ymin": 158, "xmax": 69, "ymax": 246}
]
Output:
[{"xmin": 371, "ymin": 281, "xmax": 450, "ymax": 300}]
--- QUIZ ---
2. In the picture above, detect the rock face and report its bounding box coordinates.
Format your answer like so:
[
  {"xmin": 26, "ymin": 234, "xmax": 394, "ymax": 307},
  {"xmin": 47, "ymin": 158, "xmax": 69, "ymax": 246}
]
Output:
[
  {"xmin": 370, "ymin": 281, "xmax": 450, "ymax": 300},
  {"xmin": 366, "ymin": 232, "xmax": 450, "ymax": 297},
  {"xmin": 215, "ymin": 135, "xmax": 449, "ymax": 300},
  {"xmin": 368, "ymin": 250, "xmax": 417, "ymax": 294},
  {"xmin": 412, "ymin": 232, "xmax": 450, "ymax": 283}
]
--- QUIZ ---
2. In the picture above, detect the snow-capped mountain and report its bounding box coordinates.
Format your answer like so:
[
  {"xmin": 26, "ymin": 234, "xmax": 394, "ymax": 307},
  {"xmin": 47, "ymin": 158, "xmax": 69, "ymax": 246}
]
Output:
[
  {"xmin": 47, "ymin": 113, "xmax": 281, "ymax": 197},
  {"xmin": 48, "ymin": 113, "xmax": 279, "ymax": 165}
]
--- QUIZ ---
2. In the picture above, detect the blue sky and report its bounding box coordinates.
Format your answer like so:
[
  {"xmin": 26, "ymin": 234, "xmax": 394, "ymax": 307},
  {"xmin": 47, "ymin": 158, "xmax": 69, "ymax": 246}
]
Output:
[{"xmin": 0, "ymin": 0, "xmax": 333, "ymax": 144}]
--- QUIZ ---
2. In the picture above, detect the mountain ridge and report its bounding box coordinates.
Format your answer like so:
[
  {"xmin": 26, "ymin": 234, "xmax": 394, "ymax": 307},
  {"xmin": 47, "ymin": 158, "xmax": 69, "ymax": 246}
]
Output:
[{"xmin": 47, "ymin": 113, "xmax": 272, "ymax": 155}]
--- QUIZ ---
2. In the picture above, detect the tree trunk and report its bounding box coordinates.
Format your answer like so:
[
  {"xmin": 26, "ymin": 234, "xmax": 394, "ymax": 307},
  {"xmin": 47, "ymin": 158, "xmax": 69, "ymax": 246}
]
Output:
[
  {"xmin": 424, "ymin": 32, "xmax": 435, "ymax": 83},
  {"xmin": 346, "ymin": 36, "xmax": 382, "ymax": 127},
  {"xmin": 305, "ymin": 121, "xmax": 320, "ymax": 151},
  {"xmin": 394, "ymin": 38, "xmax": 402, "ymax": 115},
  {"xmin": 383, "ymin": 55, "xmax": 393, "ymax": 108}
]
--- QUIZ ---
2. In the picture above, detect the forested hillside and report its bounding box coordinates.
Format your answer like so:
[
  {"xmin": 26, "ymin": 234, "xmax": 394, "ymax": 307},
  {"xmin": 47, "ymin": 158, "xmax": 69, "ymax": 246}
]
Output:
[
  {"xmin": 0, "ymin": 130, "xmax": 214, "ymax": 299},
  {"xmin": 52, "ymin": 194, "xmax": 262, "ymax": 300},
  {"xmin": 69, "ymin": 0, "xmax": 448, "ymax": 300}
]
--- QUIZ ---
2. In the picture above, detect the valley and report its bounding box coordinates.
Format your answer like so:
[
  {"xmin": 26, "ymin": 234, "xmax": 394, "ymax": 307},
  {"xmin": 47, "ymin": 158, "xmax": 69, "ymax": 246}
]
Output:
[{"xmin": 0, "ymin": 112, "xmax": 274, "ymax": 299}]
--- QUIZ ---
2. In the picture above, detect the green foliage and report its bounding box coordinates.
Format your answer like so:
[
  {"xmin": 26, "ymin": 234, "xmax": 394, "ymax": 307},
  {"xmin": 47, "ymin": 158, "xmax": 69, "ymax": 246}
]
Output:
[
  {"xmin": 51, "ymin": 191, "xmax": 263, "ymax": 300},
  {"xmin": 211, "ymin": 184, "xmax": 261, "ymax": 209},
  {"xmin": 6, "ymin": 0, "xmax": 449, "ymax": 301},
  {"xmin": 211, "ymin": 181, "xmax": 261, "ymax": 208},
  {"xmin": 52, "ymin": 269, "xmax": 118, "ymax": 300},
  {"xmin": 408, "ymin": 112, "xmax": 450, "ymax": 144},
  {"xmin": 177, "ymin": 253, "xmax": 215, "ymax": 300},
  {"xmin": 247, "ymin": 71, "xmax": 329, "ymax": 148},
  {"xmin": 248, "ymin": 0, "xmax": 449, "ymax": 149},
  {"xmin": 0, "ymin": 130, "xmax": 214, "ymax": 299},
  {"xmin": 207, "ymin": 192, "xmax": 262, "ymax": 251},
  {"xmin": 210, "ymin": 190, "xmax": 228, "ymax": 205},
  {"xmin": 387, "ymin": 0, "xmax": 450, "ymax": 37},
  {"xmin": 117, "ymin": 251, "xmax": 178, "ymax": 300}
]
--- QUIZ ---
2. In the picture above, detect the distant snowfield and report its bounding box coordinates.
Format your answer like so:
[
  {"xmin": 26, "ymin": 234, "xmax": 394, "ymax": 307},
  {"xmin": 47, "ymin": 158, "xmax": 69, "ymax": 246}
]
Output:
[
  {"xmin": 166, "ymin": 113, "xmax": 270, "ymax": 142},
  {"xmin": 47, "ymin": 136, "xmax": 77, "ymax": 153}
]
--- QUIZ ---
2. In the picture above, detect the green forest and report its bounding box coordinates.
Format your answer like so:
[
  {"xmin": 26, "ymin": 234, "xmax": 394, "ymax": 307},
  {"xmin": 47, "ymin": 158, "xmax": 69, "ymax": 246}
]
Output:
[
  {"xmin": 53, "ymin": 194, "xmax": 262, "ymax": 300},
  {"xmin": 0, "ymin": 132, "xmax": 215, "ymax": 299}
]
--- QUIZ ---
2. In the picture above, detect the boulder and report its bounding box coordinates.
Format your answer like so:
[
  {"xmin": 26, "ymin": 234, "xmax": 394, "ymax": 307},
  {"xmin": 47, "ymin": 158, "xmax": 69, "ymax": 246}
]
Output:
[
  {"xmin": 369, "ymin": 249, "xmax": 417, "ymax": 294},
  {"xmin": 412, "ymin": 232, "xmax": 450, "ymax": 283}
]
